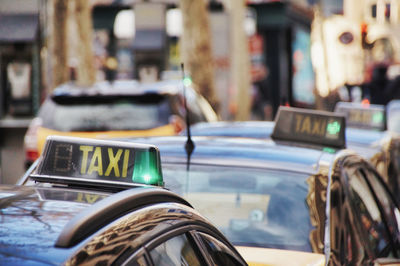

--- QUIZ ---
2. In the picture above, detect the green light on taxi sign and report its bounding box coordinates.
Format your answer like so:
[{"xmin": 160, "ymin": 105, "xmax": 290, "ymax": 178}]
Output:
[
  {"xmin": 132, "ymin": 149, "xmax": 164, "ymax": 186},
  {"xmin": 372, "ymin": 112, "xmax": 384, "ymax": 124},
  {"xmin": 326, "ymin": 121, "xmax": 341, "ymax": 135}
]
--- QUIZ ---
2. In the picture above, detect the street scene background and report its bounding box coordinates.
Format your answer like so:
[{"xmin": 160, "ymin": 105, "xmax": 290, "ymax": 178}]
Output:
[{"xmin": 0, "ymin": 0, "xmax": 399, "ymax": 183}]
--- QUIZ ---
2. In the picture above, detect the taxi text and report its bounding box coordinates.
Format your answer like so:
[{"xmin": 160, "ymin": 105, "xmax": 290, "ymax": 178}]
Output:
[
  {"xmin": 79, "ymin": 146, "xmax": 130, "ymax": 177},
  {"xmin": 294, "ymin": 114, "xmax": 327, "ymax": 137}
]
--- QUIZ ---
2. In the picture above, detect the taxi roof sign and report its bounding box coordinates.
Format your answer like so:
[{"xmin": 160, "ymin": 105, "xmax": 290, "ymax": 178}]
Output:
[
  {"xmin": 387, "ymin": 100, "xmax": 400, "ymax": 133},
  {"xmin": 31, "ymin": 136, "xmax": 164, "ymax": 189},
  {"xmin": 334, "ymin": 101, "xmax": 386, "ymax": 131},
  {"xmin": 271, "ymin": 106, "xmax": 346, "ymax": 149}
]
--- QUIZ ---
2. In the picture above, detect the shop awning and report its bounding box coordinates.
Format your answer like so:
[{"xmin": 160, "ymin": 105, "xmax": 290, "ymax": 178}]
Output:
[{"xmin": 0, "ymin": 14, "xmax": 39, "ymax": 43}]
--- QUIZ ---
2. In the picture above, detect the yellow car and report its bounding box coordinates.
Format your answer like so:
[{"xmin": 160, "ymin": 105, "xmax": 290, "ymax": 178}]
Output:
[{"xmin": 23, "ymin": 79, "xmax": 217, "ymax": 168}]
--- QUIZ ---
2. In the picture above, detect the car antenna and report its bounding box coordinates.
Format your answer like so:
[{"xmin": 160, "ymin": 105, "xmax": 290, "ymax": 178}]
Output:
[{"xmin": 181, "ymin": 63, "xmax": 195, "ymax": 171}]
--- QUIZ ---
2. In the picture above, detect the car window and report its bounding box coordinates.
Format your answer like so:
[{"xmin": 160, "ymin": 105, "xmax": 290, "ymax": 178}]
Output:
[
  {"xmin": 362, "ymin": 167, "xmax": 400, "ymax": 254},
  {"xmin": 344, "ymin": 166, "xmax": 393, "ymax": 256},
  {"xmin": 197, "ymin": 232, "xmax": 244, "ymax": 266},
  {"xmin": 39, "ymin": 96, "xmax": 171, "ymax": 131},
  {"xmin": 389, "ymin": 140, "xmax": 400, "ymax": 201},
  {"xmin": 149, "ymin": 233, "xmax": 203, "ymax": 266},
  {"xmin": 162, "ymin": 164, "xmax": 313, "ymax": 252}
]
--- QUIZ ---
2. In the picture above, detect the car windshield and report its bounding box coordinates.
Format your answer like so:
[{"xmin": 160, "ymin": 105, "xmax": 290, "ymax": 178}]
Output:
[
  {"xmin": 40, "ymin": 95, "xmax": 172, "ymax": 131},
  {"xmin": 162, "ymin": 164, "xmax": 314, "ymax": 252}
]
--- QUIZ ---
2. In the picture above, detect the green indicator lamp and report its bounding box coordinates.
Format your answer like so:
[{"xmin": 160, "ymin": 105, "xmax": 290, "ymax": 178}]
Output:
[
  {"xmin": 372, "ymin": 112, "xmax": 384, "ymax": 124},
  {"xmin": 131, "ymin": 149, "xmax": 164, "ymax": 187},
  {"xmin": 327, "ymin": 121, "xmax": 341, "ymax": 135},
  {"xmin": 183, "ymin": 76, "xmax": 192, "ymax": 87},
  {"xmin": 323, "ymin": 147, "xmax": 336, "ymax": 154}
]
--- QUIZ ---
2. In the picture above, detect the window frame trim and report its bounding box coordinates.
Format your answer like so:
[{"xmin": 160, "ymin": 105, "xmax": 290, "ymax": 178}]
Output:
[{"xmin": 118, "ymin": 223, "xmax": 246, "ymax": 266}]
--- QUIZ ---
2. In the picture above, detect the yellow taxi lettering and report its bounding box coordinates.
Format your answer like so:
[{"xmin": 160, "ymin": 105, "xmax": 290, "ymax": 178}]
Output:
[
  {"xmin": 362, "ymin": 112, "xmax": 371, "ymax": 123},
  {"xmin": 321, "ymin": 120, "xmax": 327, "ymax": 135},
  {"xmin": 75, "ymin": 192, "xmax": 85, "ymax": 203},
  {"xmin": 88, "ymin": 147, "xmax": 103, "ymax": 175},
  {"xmin": 105, "ymin": 148, "xmax": 123, "ymax": 177},
  {"xmin": 295, "ymin": 114, "xmax": 327, "ymax": 136},
  {"xmin": 301, "ymin": 116, "xmax": 311, "ymax": 134},
  {"xmin": 349, "ymin": 110, "xmax": 358, "ymax": 122},
  {"xmin": 122, "ymin": 149, "xmax": 130, "ymax": 178},
  {"xmin": 349, "ymin": 110, "xmax": 371, "ymax": 124},
  {"xmin": 85, "ymin": 194, "xmax": 100, "ymax": 204},
  {"xmin": 80, "ymin": 146, "xmax": 94, "ymax": 174},
  {"xmin": 75, "ymin": 192, "xmax": 100, "ymax": 203},
  {"xmin": 312, "ymin": 119, "xmax": 326, "ymax": 136},
  {"xmin": 295, "ymin": 114, "xmax": 303, "ymax": 132},
  {"xmin": 311, "ymin": 119, "xmax": 321, "ymax": 135}
]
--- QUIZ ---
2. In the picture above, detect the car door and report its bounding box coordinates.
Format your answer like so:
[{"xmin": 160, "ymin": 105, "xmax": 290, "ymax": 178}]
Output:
[
  {"xmin": 117, "ymin": 228, "xmax": 245, "ymax": 266},
  {"xmin": 338, "ymin": 155, "xmax": 400, "ymax": 264}
]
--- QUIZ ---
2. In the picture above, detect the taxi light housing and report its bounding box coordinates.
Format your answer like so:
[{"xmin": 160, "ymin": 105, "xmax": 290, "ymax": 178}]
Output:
[
  {"xmin": 271, "ymin": 106, "xmax": 346, "ymax": 149},
  {"xmin": 32, "ymin": 136, "xmax": 165, "ymax": 189},
  {"xmin": 334, "ymin": 101, "xmax": 386, "ymax": 131},
  {"xmin": 132, "ymin": 149, "xmax": 164, "ymax": 186}
]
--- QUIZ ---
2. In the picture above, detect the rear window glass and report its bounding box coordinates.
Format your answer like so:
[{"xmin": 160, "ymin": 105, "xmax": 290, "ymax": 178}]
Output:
[
  {"xmin": 39, "ymin": 95, "xmax": 172, "ymax": 131},
  {"xmin": 162, "ymin": 164, "xmax": 313, "ymax": 252}
]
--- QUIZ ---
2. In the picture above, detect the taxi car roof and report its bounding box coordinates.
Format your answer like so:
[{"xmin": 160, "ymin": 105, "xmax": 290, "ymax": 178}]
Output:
[
  {"xmin": 188, "ymin": 120, "xmax": 386, "ymax": 151},
  {"xmin": 346, "ymin": 127, "xmax": 387, "ymax": 145},
  {"xmin": 186, "ymin": 121, "xmax": 274, "ymax": 138},
  {"xmin": 52, "ymin": 79, "xmax": 187, "ymax": 98},
  {"xmin": 0, "ymin": 185, "xmax": 92, "ymax": 264},
  {"xmin": 118, "ymin": 136, "xmax": 337, "ymax": 175},
  {"xmin": 0, "ymin": 185, "xmax": 192, "ymax": 264}
]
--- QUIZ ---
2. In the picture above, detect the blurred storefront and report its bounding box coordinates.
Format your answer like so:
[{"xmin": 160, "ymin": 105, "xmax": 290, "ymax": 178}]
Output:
[
  {"xmin": 92, "ymin": 4, "xmax": 132, "ymax": 81},
  {"xmin": 0, "ymin": 1, "xmax": 42, "ymax": 118},
  {"xmin": 247, "ymin": 0, "xmax": 315, "ymax": 118},
  {"xmin": 0, "ymin": 0, "xmax": 43, "ymax": 183},
  {"xmin": 91, "ymin": 0, "xmax": 320, "ymax": 119}
]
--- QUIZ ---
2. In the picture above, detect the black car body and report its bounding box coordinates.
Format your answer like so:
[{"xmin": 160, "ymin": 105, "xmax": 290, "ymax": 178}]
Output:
[
  {"xmin": 186, "ymin": 104, "xmax": 400, "ymax": 204},
  {"xmin": 118, "ymin": 107, "xmax": 400, "ymax": 265},
  {"xmin": 335, "ymin": 101, "xmax": 400, "ymax": 203},
  {"xmin": 12, "ymin": 136, "xmax": 246, "ymax": 266}
]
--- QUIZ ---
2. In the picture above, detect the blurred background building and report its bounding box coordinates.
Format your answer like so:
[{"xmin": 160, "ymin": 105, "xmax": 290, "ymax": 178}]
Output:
[
  {"xmin": 2, "ymin": 0, "xmax": 400, "ymax": 182},
  {"xmin": 0, "ymin": 0, "xmax": 41, "ymax": 118},
  {"xmin": 2, "ymin": 0, "xmax": 400, "ymax": 121},
  {"xmin": 0, "ymin": 0, "xmax": 344, "ymax": 122}
]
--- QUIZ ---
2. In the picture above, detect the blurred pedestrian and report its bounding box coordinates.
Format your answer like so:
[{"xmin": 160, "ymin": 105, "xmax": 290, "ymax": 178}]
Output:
[
  {"xmin": 385, "ymin": 75, "xmax": 400, "ymax": 101},
  {"xmin": 384, "ymin": 64, "xmax": 400, "ymax": 102},
  {"xmin": 363, "ymin": 64, "xmax": 389, "ymax": 105}
]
